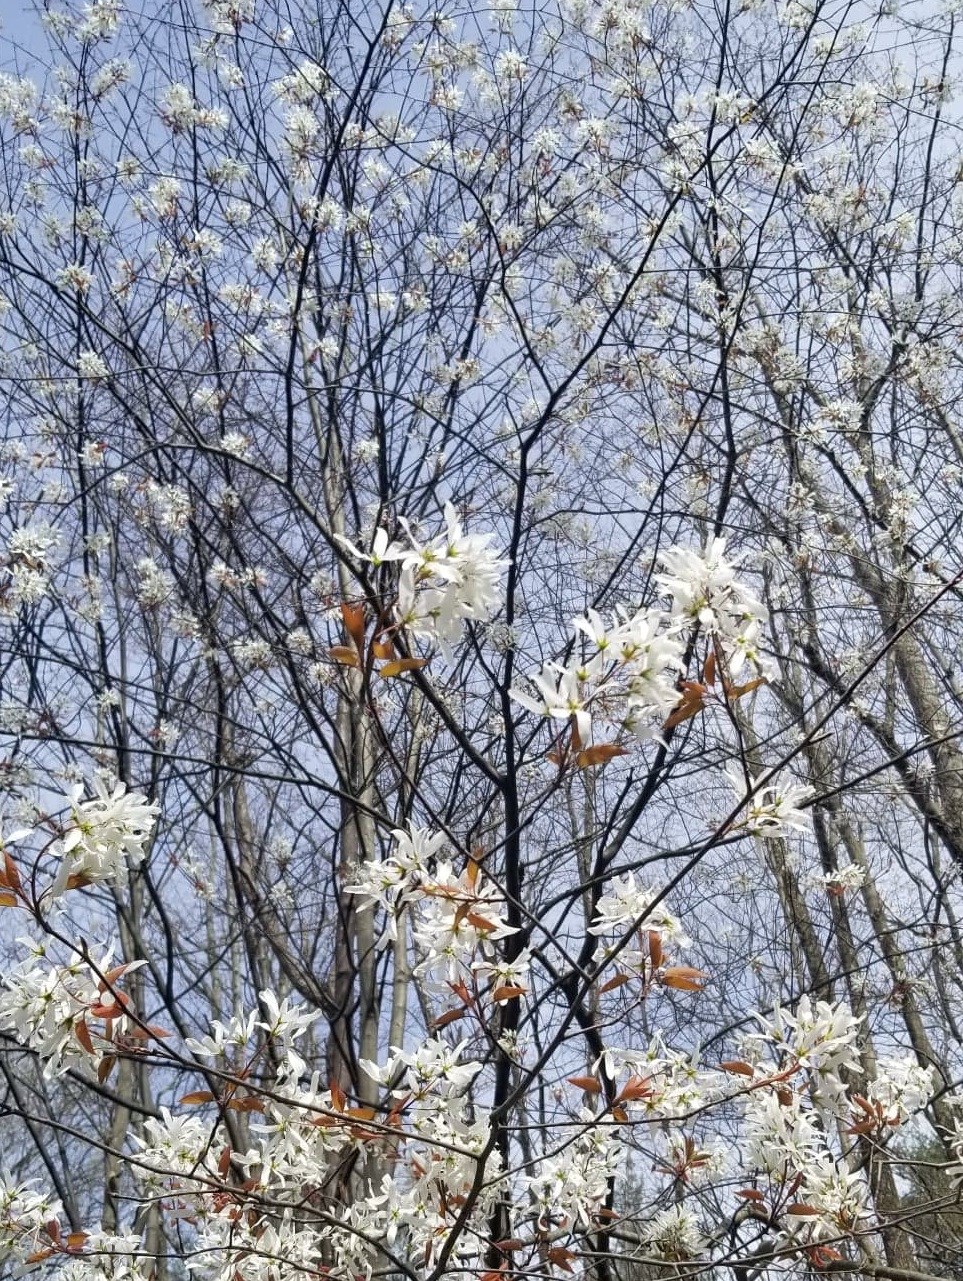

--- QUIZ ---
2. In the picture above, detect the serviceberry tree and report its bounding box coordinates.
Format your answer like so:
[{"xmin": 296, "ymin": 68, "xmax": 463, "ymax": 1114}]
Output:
[{"xmin": 2, "ymin": 1, "xmax": 963, "ymax": 1279}]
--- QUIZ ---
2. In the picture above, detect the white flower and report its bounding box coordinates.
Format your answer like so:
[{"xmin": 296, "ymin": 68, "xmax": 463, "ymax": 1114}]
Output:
[
  {"xmin": 588, "ymin": 872, "xmax": 689, "ymax": 946},
  {"xmin": 77, "ymin": 0, "xmax": 122, "ymax": 42},
  {"xmin": 256, "ymin": 989, "xmax": 320, "ymax": 1043},
  {"xmin": 219, "ymin": 431, "xmax": 250, "ymax": 457},
  {"xmin": 0, "ymin": 941, "xmax": 140, "ymax": 1076},
  {"xmin": 186, "ymin": 1009, "xmax": 258, "ymax": 1058},
  {"xmin": 8, "ymin": 522, "xmax": 61, "ymax": 568},
  {"xmin": 148, "ymin": 176, "xmax": 181, "ymax": 218},
  {"xmin": 510, "ymin": 661, "xmax": 594, "ymax": 740},
  {"xmin": 657, "ymin": 538, "xmax": 769, "ymax": 674},
  {"xmin": 56, "ymin": 262, "xmax": 94, "ymax": 293},
  {"xmin": 794, "ymin": 1155, "xmax": 871, "ymax": 1235},
  {"xmin": 403, "ymin": 1037, "xmax": 483, "ymax": 1093},
  {"xmin": 354, "ymin": 436, "xmax": 380, "ymax": 463},
  {"xmin": 753, "ymin": 996, "xmax": 863, "ymax": 1075},
  {"xmin": 0, "ymin": 1177, "xmax": 62, "ymax": 1258},
  {"xmin": 742, "ymin": 1088, "xmax": 824, "ymax": 1173},
  {"xmin": 345, "ymin": 506, "xmax": 508, "ymax": 651},
  {"xmin": 391, "ymin": 824, "xmax": 447, "ymax": 872},
  {"xmin": 133, "ymin": 1108, "xmax": 214, "ymax": 1183},
  {"xmin": 472, "ymin": 948, "xmax": 531, "ymax": 998},
  {"xmin": 512, "ymin": 603, "xmax": 684, "ymax": 744},
  {"xmin": 812, "ymin": 863, "xmax": 866, "ymax": 893},
  {"xmin": 76, "ymin": 349, "xmax": 109, "ymax": 380},
  {"xmin": 135, "ymin": 558, "xmax": 173, "ymax": 607},
  {"xmin": 864, "ymin": 1056, "xmax": 935, "ymax": 1124},
  {"xmin": 397, "ymin": 504, "xmax": 509, "ymax": 648},
  {"xmin": 640, "ymin": 1205, "xmax": 708, "ymax": 1262},
  {"xmin": 726, "ymin": 769, "xmax": 813, "ymax": 834},
  {"xmin": 158, "ymin": 83, "xmax": 226, "ymax": 132},
  {"xmin": 337, "ymin": 525, "xmax": 408, "ymax": 568},
  {"xmin": 90, "ymin": 58, "xmax": 131, "ymax": 97},
  {"xmin": 54, "ymin": 777, "xmax": 158, "ymax": 892}
]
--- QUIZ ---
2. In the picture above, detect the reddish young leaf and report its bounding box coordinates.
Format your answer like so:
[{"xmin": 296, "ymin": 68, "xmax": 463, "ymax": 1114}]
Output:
[
  {"xmin": 598, "ymin": 972, "xmax": 632, "ymax": 994},
  {"xmin": 568, "ymin": 1075, "xmax": 602, "ymax": 1093},
  {"xmin": 2, "ymin": 851, "xmax": 21, "ymax": 892},
  {"xmin": 431, "ymin": 1007, "xmax": 467, "ymax": 1029},
  {"xmin": 805, "ymin": 1245, "xmax": 842, "ymax": 1268},
  {"xmin": 847, "ymin": 1120, "xmax": 877, "ymax": 1135},
  {"xmin": 575, "ymin": 743, "xmax": 629, "ymax": 769},
  {"xmin": 721, "ymin": 1061, "xmax": 756, "ymax": 1077},
  {"xmin": 329, "ymin": 645, "xmax": 361, "ymax": 667},
  {"xmin": 703, "ymin": 649, "xmax": 717, "ymax": 686},
  {"xmin": 0, "ymin": 891, "xmax": 17, "ymax": 908},
  {"xmin": 465, "ymin": 854, "xmax": 481, "ymax": 888},
  {"xmin": 617, "ymin": 1075, "xmax": 653, "ymax": 1102},
  {"xmin": 449, "ymin": 978, "xmax": 472, "ymax": 1005},
  {"xmin": 89, "ymin": 1002, "xmax": 125, "ymax": 1020},
  {"xmin": 547, "ymin": 1247, "xmax": 576, "ymax": 1273},
  {"xmin": 663, "ymin": 684, "xmax": 706, "ymax": 729},
  {"xmin": 724, "ymin": 677, "xmax": 768, "ymax": 699},
  {"xmin": 74, "ymin": 1019, "xmax": 94, "ymax": 1054},
  {"xmin": 226, "ymin": 1096, "xmax": 265, "ymax": 1112},
  {"xmin": 341, "ymin": 602, "xmax": 366, "ymax": 653},
  {"xmin": 466, "ymin": 911, "xmax": 500, "ymax": 932},
  {"xmin": 491, "ymin": 984, "xmax": 527, "ymax": 1003},
  {"xmin": 662, "ymin": 966, "xmax": 708, "ymax": 992},
  {"xmin": 378, "ymin": 658, "xmax": 428, "ymax": 678},
  {"xmin": 181, "ymin": 1091, "xmax": 217, "ymax": 1105},
  {"xmin": 345, "ymin": 1105, "xmax": 376, "ymax": 1122}
]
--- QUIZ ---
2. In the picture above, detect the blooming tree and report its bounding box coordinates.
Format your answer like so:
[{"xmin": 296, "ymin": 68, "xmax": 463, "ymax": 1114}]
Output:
[{"xmin": 2, "ymin": 1, "xmax": 963, "ymax": 1280}]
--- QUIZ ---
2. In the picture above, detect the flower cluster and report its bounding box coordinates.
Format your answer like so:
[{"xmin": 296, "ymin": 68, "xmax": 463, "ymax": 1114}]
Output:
[
  {"xmin": 510, "ymin": 540, "xmax": 769, "ymax": 745},
  {"xmin": 0, "ymin": 776, "xmax": 943, "ymax": 1281},
  {"xmin": 752, "ymin": 995, "xmax": 864, "ymax": 1074},
  {"xmin": 346, "ymin": 826, "xmax": 523, "ymax": 991},
  {"xmin": 511, "ymin": 605, "xmax": 684, "ymax": 741},
  {"xmin": 588, "ymin": 871, "xmax": 689, "ymax": 946},
  {"xmin": 130, "ymin": 1030, "xmax": 502, "ymax": 1280},
  {"xmin": 725, "ymin": 768, "xmax": 814, "ymax": 835},
  {"xmin": 2, "ymin": 522, "xmax": 61, "ymax": 614},
  {"xmin": 54, "ymin": 777, "xmax": 159, "ymax": 893},
  {"xmin": 862, "ymin": 1055, "xmax": 936, "ymax": 1126},
  {"xmin": 640, "ymin": 1205, "xmax": 708, "ymax": 1263},
  {"xmin": 588, "ymin": 872, "xmax": 692, "ymax": 983},
  {"xmin": 656, "ymin": 537, "xmax": 768, "ymax": 674},
  {"xmin": 0, "ymin": 1178, "xmax": 62, "ymax": 1259},
  {"xmin": 0, "ymin": 941, "xmax": 142, "ymax": 1077},
  {"xmin": 526, "ymin": 1120, "xmax": 623, "ymax": 1231},
  {"xmin": 339, "ymin": 504, "xmax": 509, "ymax": 651}
]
